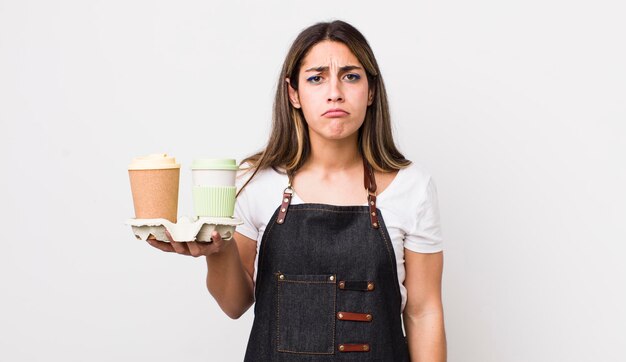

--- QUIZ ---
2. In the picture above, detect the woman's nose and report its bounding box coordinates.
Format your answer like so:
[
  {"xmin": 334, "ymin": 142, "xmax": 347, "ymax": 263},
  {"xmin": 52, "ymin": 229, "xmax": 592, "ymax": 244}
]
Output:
[{"xmin": 327, "ymin": 77, "xmax": 344, "ymax": 102}]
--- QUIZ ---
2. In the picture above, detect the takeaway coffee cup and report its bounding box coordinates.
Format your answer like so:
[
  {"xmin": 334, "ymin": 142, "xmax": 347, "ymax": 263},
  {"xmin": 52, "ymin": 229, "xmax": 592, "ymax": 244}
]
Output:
[
  {"xmin": 128, "ymin": 153, "xmax": 181, "ymax": 222},
  {"xmin": 191, "ymin": 159, "xmax": 238, "ymax": 217}
]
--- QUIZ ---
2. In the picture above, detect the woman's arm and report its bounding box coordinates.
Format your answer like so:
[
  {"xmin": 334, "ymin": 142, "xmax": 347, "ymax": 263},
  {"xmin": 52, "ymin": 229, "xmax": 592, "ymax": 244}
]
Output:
[
  {"xmin": 205, "ymin": 231, "xmax": 256, "ymax": 319},
  {"xmin": 148, "ymin": 230, "xmax": 257, "ymax": 319},
  {"xmin": 403, "ymin": 249, "xmax": 446, "ymax": 361}
]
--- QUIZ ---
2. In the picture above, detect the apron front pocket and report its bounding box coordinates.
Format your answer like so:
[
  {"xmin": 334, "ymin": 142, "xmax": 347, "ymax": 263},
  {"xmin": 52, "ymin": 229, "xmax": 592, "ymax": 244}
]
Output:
[{"xmin": 275, "ymin": 273, "xmax": 336, "ymax": 355}]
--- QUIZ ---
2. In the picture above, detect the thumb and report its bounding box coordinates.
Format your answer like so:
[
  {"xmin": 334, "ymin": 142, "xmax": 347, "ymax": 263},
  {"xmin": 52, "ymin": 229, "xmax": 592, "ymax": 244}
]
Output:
[{"xmin": 210, "ymin": 230, "xmax": 223, "ymax": 243}]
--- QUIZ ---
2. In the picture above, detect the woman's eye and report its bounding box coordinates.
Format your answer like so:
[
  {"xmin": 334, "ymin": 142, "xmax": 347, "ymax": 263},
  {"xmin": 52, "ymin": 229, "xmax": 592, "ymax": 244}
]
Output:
[
  {"xmin": 344, "ymin": 73, "xmax": 361, "ymax": 82},
  {"xmin": 307, "ymin": 75, "xmax": 322, "ymax": 83}
]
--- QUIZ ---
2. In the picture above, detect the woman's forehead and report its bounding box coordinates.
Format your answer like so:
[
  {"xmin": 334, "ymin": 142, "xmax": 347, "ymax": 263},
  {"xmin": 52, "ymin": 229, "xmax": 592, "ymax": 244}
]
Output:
[{"xmin": 300, "ymin": 40, "xmax": 362, "ymax": 70}]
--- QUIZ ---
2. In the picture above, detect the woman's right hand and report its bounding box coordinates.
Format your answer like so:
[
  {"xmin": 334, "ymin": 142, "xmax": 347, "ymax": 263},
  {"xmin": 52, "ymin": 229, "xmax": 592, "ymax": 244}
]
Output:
[{"xmin": 146, "ymin": 230, "xmax": 228, "ymax": 258}]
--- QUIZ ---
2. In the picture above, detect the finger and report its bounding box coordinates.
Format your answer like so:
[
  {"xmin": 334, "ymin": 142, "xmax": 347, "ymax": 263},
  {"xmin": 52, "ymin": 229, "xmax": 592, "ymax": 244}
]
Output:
[
  {"xmin": 170, "ymin": 240, "xmax": 191, "ymax": 255},
  {"xmin": 206, "ymin": 231, "xmax": 230, "ymax": 255},
  {"xmin": 210, "ymin": 230, "xmax": 223, "ymax": 243},
  {"xmin": 187, "ymin": 242, "xmax": 204, "ymax": 258},
  {"xmin": 147, "ymin": 239, "xmax": 175, "ymax": 253},
  {"xmin": 164, "ymin": 230, "xmax": 175, "ymax": 242}
]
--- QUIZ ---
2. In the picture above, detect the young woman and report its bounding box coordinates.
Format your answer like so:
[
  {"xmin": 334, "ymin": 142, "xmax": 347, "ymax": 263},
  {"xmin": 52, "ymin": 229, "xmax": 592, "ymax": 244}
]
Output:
[{"xmin": 148, "ymin": 20, "xmax": 446, "ymax": 361}]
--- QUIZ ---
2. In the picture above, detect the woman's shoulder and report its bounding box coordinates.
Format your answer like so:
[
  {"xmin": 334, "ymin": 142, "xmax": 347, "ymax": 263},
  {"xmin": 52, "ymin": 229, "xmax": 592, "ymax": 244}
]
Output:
[
  {"xmin": 236, "ymin": 163, "xmax": 288, "ymax": 192},
  {"xmin": 393, "ymin": 161, "xmax": 433, "ymax": 191}
]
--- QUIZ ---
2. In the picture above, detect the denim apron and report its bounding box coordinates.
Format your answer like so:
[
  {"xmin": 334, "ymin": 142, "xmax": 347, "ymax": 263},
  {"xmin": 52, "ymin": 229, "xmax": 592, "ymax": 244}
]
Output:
[{"xmin": 244, "ymin": 160, "xmax": 410, "ymax": 361}]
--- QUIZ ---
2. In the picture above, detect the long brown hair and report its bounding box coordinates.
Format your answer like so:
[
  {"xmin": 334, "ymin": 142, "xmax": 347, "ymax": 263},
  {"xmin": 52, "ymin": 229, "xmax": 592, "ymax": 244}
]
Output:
[{"xmin": 237, "ymin": 20, "xmax": 410, "ymax": 197}]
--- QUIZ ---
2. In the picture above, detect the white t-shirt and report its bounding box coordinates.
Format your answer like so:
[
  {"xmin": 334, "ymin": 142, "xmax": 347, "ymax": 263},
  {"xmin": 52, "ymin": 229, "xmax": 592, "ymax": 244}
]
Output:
[{"xmin": 234, "ymin": 162, "xmax": 443, "ymax": 312}]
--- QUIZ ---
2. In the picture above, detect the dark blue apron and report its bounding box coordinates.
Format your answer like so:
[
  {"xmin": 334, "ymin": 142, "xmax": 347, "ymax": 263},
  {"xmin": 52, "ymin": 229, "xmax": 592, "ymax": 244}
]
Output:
[{"xmin": 244, "ymin": 160, "xmax": 410, "ymax": 361}]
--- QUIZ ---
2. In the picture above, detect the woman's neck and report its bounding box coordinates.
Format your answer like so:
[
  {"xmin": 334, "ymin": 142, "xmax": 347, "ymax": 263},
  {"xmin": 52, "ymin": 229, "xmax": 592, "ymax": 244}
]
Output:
[{"xmin": 304, "ymin": 133, "xmax": 362, "ymax": 173}]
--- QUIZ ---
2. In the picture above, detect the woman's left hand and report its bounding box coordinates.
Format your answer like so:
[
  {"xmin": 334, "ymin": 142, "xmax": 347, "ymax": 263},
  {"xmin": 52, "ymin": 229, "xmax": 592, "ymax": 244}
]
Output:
[{"xmin": 146, "ymin": 230, "xmax": 226, "ymax": 258}]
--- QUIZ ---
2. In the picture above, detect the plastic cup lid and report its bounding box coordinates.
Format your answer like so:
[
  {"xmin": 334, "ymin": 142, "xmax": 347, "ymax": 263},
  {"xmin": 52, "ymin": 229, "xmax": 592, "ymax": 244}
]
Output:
[
  {"xmin": 191, "ymin": 158, "xmax": 239, "ymax": 170},
  {"xmin": 128, "ymin": 153, "xmax": 181, "ymax": 170}
]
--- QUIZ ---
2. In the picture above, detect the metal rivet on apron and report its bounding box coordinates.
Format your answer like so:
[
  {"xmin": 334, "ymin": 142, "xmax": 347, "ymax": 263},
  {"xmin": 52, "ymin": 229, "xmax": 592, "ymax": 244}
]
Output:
[
  {"xmin": 278, "ymin": 218, "xmax": 283, "ymax": 223},
  {"xmin": 366, "ymin": 314, "xmax": 372, "ymax": 321},
  {"xmin": 367, "ymin": 282, "xmax": 375, "ymax": 291},
  {"xmin": 338, "ymin": 345, "xmax": 345, "ymax": 352},
  {"xmin": 372, "ymin": 222, "xmax": 378, "ymax": 227},
  {"xmin": 329, "ymin": 275, "xmax": 335, "ymax": 281},
  {"xmin": 281, "ymin": 207, "xmax": 286, "ymax": 212},
  {"xmin": 337, "ymin": 312, "xmax": 344, "ymax": 319},
  {"xmin": 283, "ymin": 198, "xmax": 289, "ymax": 202},
  {"xmin": 371, "ymin": 211, "xmax": 376, "ymax": 216},
  {"xmin": 370, "ymin": 200, "xmax": 375, "ymax": 205},
  {"xmin": 278, "ymin": 274, "xmax": 284, "ymax": 280},
  {"xmin": 338, "ymin": 281, "xmax": 345, "ymax": 289},
  {"xmin": 362, "ymin": 344, "xmax": 370, "ymax": 351}
]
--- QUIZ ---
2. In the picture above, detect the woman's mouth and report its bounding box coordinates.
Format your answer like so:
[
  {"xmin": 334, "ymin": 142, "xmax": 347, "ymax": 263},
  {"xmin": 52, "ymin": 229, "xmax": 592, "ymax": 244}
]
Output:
[{"xmin": 323, "ymin": 108, "xmax": 349, "ymax": 117}]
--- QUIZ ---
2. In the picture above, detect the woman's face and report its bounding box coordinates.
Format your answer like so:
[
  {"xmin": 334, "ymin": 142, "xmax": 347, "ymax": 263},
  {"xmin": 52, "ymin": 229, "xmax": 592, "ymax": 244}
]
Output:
[{"xmin": 288, "ymin": 40, "xmax": 373, "ymax": 143}]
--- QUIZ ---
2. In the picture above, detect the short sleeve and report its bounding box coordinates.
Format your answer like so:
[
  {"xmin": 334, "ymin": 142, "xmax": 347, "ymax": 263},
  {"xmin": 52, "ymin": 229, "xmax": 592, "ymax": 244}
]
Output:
[
  {"xmin": 404, "ymin": 177, "xmax": 444, "ymax": 253},
  {"xmin": 233, "ymin": 169, "xmax": 259, "ymax": 241}
]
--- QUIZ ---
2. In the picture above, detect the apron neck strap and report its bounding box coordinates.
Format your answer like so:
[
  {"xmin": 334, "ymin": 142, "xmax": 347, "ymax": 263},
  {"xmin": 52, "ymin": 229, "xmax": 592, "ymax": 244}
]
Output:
[
  {"xmin": 278, "ymin": 158, "xmax": 380, "ymax": 229},
  {"xmin": 363, "ymin": 158, "xmax": 377, "ymax": 195},
  {"xmin": 363, "ymin": 158, "xmax": 380, "ymax": 229}
]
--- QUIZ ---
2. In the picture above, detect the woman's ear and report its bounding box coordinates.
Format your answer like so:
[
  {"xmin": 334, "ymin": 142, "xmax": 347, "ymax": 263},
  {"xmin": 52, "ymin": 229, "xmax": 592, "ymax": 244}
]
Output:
[
  {"xmin": 286, "ymin": 78, "xmax": 301, "ymax": 109},
  {"xmin": 367, "ymin": 88, "xmax": 375, "ymax": 106}
]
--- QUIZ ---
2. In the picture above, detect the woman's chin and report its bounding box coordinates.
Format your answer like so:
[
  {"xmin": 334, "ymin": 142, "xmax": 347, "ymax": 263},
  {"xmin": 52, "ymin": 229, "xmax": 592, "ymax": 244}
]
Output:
[
  {"xmin": 317, "ymin": 124, "xmax": 360, "ymax": 140},
  {"xmin": 319, "ymin": 131, "xmax": 359, "ymax": 142}
]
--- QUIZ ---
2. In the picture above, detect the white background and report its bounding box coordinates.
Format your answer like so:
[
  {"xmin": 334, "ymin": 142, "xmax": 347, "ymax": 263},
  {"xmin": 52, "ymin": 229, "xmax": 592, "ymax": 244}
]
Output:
[{"xmin": 1, "ymin": 0, "xmax": 625, "ymax": 361}]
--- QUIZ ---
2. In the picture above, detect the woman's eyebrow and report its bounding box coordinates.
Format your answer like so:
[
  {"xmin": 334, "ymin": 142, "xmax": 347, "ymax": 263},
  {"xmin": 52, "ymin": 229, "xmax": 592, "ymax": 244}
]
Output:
[{"xmin": 304, "ymin": 65, "xmax": 363, "ymax": 73}]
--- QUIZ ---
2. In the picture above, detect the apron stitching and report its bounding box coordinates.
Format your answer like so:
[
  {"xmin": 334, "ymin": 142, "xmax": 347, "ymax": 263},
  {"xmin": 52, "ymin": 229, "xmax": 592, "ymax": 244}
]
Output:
[
  {"xmin": 332, "ymin": 275, "xmax": 337, "ymax": 353},
  {"xmin": 258, "ymin": 209, "xmax": 279, "ymax": 284},
  {"xmin": 288, "ymin": 208, "xmax": 369, "ymax": 214},
  {"xmin": 376, "ymin": 216, "xmax": 404, "ymax": 308},
  {"xmin": 276, "ymin": 350, "xmax": 335, "ymax": 355},
  {"xmin": 276, "ymin": 275, "xmax": 281, "ymax": 351}
]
